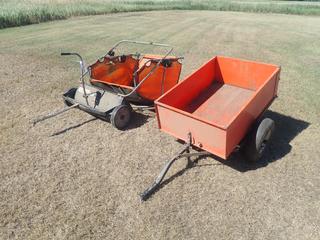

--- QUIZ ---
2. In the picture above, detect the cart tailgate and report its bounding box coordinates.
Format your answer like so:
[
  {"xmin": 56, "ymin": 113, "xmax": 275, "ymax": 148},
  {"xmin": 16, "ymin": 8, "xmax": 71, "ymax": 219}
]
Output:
[{"xmin": 156, "ymin": 105, "xmax": 227, "ymax": 159}]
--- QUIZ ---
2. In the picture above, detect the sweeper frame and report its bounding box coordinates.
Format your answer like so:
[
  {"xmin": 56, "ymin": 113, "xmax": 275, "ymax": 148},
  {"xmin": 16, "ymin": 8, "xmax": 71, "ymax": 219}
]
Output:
[{"xmin": 34, "ymin": 40, "xmax": 183, "ymax": 129}]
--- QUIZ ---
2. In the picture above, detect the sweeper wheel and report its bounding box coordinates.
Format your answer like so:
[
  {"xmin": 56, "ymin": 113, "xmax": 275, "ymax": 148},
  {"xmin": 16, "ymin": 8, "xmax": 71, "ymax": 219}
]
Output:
[
  {"xmin": 242, "ymin": 118, "xmax": 275, "ymax": 162},
  {"xmin": 110, "ymin": 103, "xmax": 132, "ymax": 130}
]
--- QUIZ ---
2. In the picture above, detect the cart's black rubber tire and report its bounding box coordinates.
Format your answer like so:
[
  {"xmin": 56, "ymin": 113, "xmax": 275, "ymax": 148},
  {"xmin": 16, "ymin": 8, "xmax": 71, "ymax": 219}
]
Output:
[
  {"xmin": 242, "ymin": 118, "xmax": 275, "ymax": 162},
  {"xmin": 110, "ymin": 104, "xmax": 132, "ymax": 130},
  {"xmin": 63, "ymin": 87, "xmax": 77, "ymax": 106}
]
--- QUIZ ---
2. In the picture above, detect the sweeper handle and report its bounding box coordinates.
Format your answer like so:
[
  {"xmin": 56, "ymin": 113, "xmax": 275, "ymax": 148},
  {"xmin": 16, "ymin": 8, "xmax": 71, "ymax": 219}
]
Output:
[
  {"xmin": 60, "ymin": 52, "xmax": 89, "ymax": 104},
  {"xmin": 60, "ymin": 53, "xmax": 83, "ymax": 60}
]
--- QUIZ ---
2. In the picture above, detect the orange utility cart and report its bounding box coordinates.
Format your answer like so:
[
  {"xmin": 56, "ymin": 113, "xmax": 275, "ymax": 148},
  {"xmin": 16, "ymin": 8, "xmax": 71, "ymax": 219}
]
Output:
[{"xmin": 141, "ymin": 56, "xmax": 280, "ymax": 201}]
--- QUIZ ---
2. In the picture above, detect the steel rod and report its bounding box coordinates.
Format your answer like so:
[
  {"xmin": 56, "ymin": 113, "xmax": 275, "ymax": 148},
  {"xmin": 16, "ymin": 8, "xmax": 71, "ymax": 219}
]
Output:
[
  {"xmin": 33, "ymin": 104, "xmax": 79, "ymax": 125},
  {"xmin": 140, "ymin": 146, "xmax": 188, "ymax": 201}
]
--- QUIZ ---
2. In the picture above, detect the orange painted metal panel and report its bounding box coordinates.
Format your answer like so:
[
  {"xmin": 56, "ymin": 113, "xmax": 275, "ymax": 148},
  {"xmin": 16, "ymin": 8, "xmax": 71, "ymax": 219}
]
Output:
[
  {"xmin": 156, "ymin": 56, "xmax": 280, "ymax": 159},
  {"xmin": 156, "ymin": 105, "xmax": 227, "ymax": 159},
  {"xmin": 137, "ymin": 58, "xmax": 182, "ymax": 101},
  {"xmin": 89, "ymin": 54, "xmax": 182, "ymax": 102},
  {"xmin": 90, "ymin": 55, "xmax": 138, "ymax": 86},
  {"xmin": 158, "ymin": 58, "xmax": 216, "ymax": 110},
  {"xmin": 215, "ymin": 56, "xmax": 278, "ymax": 90},
  {"xmin": 226, "ymin": 73, "xmax": 279, "ymax": 156},
  {"xmin": 183, "ymin": 83, "xmax": 255, "ymax": 129}
]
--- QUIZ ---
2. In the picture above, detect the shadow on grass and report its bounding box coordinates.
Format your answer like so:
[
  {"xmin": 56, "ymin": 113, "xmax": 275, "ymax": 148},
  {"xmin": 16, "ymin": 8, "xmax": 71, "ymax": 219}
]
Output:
[
  {"xmin": 51, "ymin": 117, "xmax": 98, "ymax": 136},
  {"xmin": 142, "ymin": 110, "xmax": 310, "ymax": 200},
  {"xmin": 126, "ymin": 111, "xmax": 152, "ymax": 130},
  {"xmin": 223, "ymin": 110, "xmax": 310, "ymax": 172}
]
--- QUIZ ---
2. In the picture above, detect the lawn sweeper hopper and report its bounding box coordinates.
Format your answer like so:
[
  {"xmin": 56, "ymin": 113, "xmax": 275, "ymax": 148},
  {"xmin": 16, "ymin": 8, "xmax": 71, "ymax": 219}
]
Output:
[{"xmin": 34, "ymin": 40, "xmax": 183, "ymax": 129}]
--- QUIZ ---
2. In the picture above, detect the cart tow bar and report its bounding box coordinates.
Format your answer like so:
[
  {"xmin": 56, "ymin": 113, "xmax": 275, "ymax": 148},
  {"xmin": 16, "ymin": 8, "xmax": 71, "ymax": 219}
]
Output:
[
  {"xmin": 32, "ymin": 103, "xmax": 79, "ymax": 125},
  {"xmin": 140, "ymin": 133, "xmax": 209, "ymax": 201}
]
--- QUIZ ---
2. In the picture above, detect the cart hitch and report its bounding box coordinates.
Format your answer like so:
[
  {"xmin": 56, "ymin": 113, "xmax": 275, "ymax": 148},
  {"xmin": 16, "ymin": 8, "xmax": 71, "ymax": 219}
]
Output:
[{"xmin": 140, "ymin": 133, "xmax": 209, "ymax": 201}]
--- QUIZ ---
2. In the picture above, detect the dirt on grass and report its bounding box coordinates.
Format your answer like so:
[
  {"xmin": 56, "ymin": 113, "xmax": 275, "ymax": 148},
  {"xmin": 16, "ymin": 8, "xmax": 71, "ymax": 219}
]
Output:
[{"xmin": 0, "ymin": 11, "xmax": 319, "ymax": 240}]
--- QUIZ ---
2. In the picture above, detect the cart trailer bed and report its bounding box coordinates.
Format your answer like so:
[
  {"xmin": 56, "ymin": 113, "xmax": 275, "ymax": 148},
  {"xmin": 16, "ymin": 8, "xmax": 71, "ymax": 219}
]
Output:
[
  {"xmin": 184, "ymin": 83, "xmax": 255, "ymax": 128},
  {"xmin": 155, "ymin": 56, "xmax": 280, "ymax": 159}
]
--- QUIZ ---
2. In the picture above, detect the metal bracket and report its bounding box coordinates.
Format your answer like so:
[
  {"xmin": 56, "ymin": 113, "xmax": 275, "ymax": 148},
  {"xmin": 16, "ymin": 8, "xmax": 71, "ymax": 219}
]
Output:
[{"xmin": 140, "ymin": 133, "xmax": 209, "ymax": 201}]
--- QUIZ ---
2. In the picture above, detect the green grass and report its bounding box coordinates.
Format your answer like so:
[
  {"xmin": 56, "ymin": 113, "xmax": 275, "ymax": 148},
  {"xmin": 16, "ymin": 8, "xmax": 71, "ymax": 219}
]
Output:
[
  {"xmin": 1, "ymin": 0, "xmax": 320, "ymax": 29},
  {"xmin": 0, "ymin": 10, "xmax": 319, "ymax": 120}
]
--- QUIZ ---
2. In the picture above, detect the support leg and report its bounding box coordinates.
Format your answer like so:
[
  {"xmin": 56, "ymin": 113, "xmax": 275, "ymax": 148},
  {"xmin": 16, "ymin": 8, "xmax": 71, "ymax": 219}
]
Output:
[
  {"xmin": 185, "ymin": 147, "xmax": 193, "ymax": 168},
  {"xmin": 186, "ymin": 132, "xmax": 193, "ymax": 168}
]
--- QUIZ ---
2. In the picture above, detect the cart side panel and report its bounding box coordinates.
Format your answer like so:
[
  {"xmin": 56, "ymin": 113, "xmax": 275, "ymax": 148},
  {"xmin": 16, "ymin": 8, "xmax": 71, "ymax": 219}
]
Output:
[
  {"xmin": 156, "ymin": 105, "xmax": 227, "ymax": 159},
  {"xmin": 215, "ymin": 56, "xmax": 279, "ymax": 91},
  {"xmin": 225, "ymin": 70, "xmax": 280, "ymax": 156},
  {"xmin": 158, "ymin": 57, "xmax": 217, "ymax": 110},
  {"xmin": 274, "ymin": 68, "xmax": 281, "ymax": 97}
]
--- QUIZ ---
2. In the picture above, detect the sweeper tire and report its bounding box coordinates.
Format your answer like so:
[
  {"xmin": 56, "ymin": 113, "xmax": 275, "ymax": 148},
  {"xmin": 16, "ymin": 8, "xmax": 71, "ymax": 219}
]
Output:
[
  {"xmin": 242, "ymin": 118, "xmax": 275, "ymax": 162},
  {"xmin": 110, "ymin": 103, "xmax": 132, "ymax": 130}
]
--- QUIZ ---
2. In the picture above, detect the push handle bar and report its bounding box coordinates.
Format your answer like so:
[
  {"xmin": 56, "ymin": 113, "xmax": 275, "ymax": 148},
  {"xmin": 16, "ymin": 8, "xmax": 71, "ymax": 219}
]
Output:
[
  {"xmin": 60, "ymin": 52, "xmax": 85, "ymax": 73},
  {"xmin": 105, "ymin": 40, "xmax": 173, "ymax": 58},
  {"xmin": 60, "ymin": 52, "xmax": 83, "ymax": 61},
  {"xmin": 60, "ymin": 52, "xmax": 88, "ymax": 104}
]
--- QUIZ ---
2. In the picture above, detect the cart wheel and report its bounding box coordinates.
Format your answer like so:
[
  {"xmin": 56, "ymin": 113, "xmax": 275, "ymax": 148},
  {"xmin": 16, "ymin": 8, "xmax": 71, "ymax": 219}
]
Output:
[
  {"xmin": 243, "ymin": 118, "xmax": 275, "ymax": 162},
  {"xmin": 110, "ymin": 104, "xmax": 132, "ymax": 130},
  {"xmin": 63, "ymin": 87, "xmax": 77, "ymax": 106}
]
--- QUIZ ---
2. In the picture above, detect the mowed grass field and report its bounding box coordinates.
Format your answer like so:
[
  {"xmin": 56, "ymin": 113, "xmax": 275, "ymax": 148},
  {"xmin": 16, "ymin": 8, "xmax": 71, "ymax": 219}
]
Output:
[
  {"xmin": 1, "ymin": 0, "xmax": 320, "ymax": 28},
  {"xmin": 0, "ymin": 10, "xmax": 320, "ymax": 239}
]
